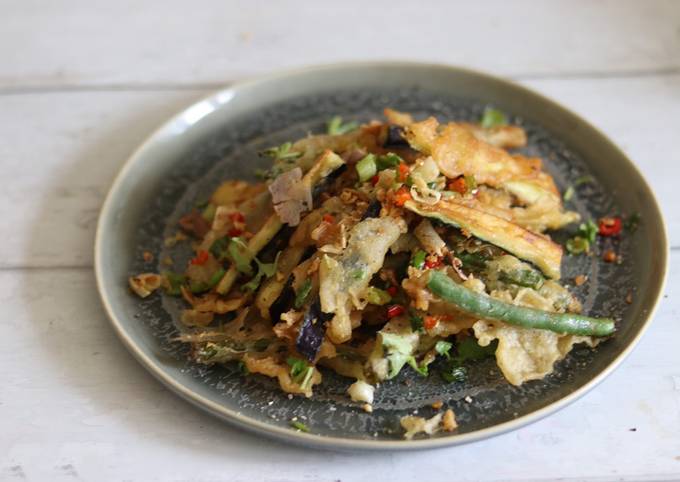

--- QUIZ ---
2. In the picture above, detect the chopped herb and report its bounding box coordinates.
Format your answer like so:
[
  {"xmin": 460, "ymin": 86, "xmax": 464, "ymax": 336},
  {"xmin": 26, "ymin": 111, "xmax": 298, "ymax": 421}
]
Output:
[
  {"xmin": 563, "ymin": 186, "xmax": 575, "ymax": 202},
  {"xmin": 290, "ymin": 420, "xmax": 310, "ymax": 432},
  {"xmin": 209, "ymin": 237, "xmax": 230, "ymax": 261},
  {"xmin": 327, "ymin": 116, "xmax": 359, "ymax": 135},
  {"xmin": 439, "ymin": 337, "xmax": 497, "ymax": 383},
  {"xmin": 427, "ymin": 181, "xmax": 438, "ymax": 189},
  {"xmin": 286, "ymin": 357, "xmax": 315, "ymax": 389},
  {"xmin": 236, "ymin": 360, "xmax": 249, "ymax": 375},
  {"xmin": 441, "ymin": 365, "xmax": 467, "ymax": 383},
  {"xmin": 162, "ymin": 271, "xmax": 186, "ymax": 296},
  {"xmin": 409, "ymin": 310, "xmax": 424, "ymax": 333},
  {"xmin": 565, "ymin": 219, "xmax": 598, "ymax": 255},
  {"xmin": 243, "ymin": 252, "xmax": 279, "ymax": 292},
  {"xmin": 261, "ymin": 142, "xmax": 302, "ymax": 161},
  {"xmin": 566, "ymin": 236, "xmax": 590, "ymax": 255},
  {"xmin": 365, "ymin": 286, "xmax": 392, "ymax": 306},
  {"xmin": 407, "ymin": 357, "xmax": 429, "ymax": 376},
  {"xmin": 376, "ymin": 152, "xmax": 403, "ymax": 171},
  {"xmin": 411, "ymin": 250, "xmax": 427, "ymax": 269},
  {"xmin": 356, "ymin": 153, "xmax": 377, "ymax": 182},
  {"xmin": 207, "ymin": 268, "xmax": 226, "ymax": 288},
  {"xmin": 575, "ymin": 175, "xmax": 594, "ymax": 186},
  {"xmin": 480, "ymin": 107, "xmax": 508, "ymax": 129},
  {"xmin": 201, "ymin": 203, "xmax": 217, "ymax": 222},
  {"xmin": 457, "ymin": 337, "xmax": 497, "ymax": 361},
  {"xmin": 228, "ymin": 237, "xmax": 254, "ymax": 275},
  {"xmin": 434, "ymin": 340, "xmax": 453, "ymax": 359},
  {"xmin": 456, "ymin": 251, "xmax": 488, "ymax": 271},
  {"xmin": 624, "ymin": 212, "xmax": 641, "ymax": 233},
  {"xmin": 351, "ymin": 268, "xmax": 366, "ymax": 280},
  {"xmin": 294, "ymin": 279, "xmax": 313, "ymax": 309},
  {"xmin": 189, "ymin": 280, "xmax": 209, "ymax": 294}
]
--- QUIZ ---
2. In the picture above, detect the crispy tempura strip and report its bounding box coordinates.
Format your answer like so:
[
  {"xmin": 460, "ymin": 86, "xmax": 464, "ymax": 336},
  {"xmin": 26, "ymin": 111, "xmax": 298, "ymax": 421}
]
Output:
[
  {"xmin": 458, "ymin": 122, "xmax": 527, "ymax": 149},
  {"xmin": 405, "ymin": 199, "xmax": 563, "ymax": 279},
  {"xmin": 216, "ymin": 150, "xmax": 345, "ymax": 295}
]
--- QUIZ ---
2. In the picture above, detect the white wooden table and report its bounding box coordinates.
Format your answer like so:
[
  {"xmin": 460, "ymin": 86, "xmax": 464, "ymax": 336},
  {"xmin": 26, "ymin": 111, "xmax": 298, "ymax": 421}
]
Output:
[{"xmin": 2, "ymin": 2, "xmax": 679, "ymax": 480}]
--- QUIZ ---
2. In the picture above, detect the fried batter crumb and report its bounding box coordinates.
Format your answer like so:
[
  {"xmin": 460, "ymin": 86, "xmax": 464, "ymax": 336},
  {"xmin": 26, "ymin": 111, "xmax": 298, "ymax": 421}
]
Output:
[
  {"xmin": 442, "ymin": 409, "xmax": 458, "ymax": 432},
  {"xmin": 574, "ymin": 274, "xmax": 587, "ymax": 286},
  {"xmin": 431, "ymin": 400, "xmax": 443, "ymax": 410},
  {"xmin": 603, "ymin": 250, "xmax": 617, "ymax": 263},
  {"xmin": 143, "ymin": 251, "xmax": 154, "ymax": 262}
]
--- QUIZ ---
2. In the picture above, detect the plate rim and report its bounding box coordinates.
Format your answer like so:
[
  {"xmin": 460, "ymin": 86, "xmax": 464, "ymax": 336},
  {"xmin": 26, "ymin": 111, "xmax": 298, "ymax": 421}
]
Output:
[{"xmin": 94, "ymin": 60, "xmax": 669, "ymax": 451}]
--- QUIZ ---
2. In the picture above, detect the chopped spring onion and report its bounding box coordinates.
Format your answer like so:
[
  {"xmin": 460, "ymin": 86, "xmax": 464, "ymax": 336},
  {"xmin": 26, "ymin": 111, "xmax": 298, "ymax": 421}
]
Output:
[
  {"xmin": 563, "ymin": 186, "xmax": 575, "ymax": 202},
  {"xmin": 356, "ymin": 154, "xmax": 377, "ymax": 182},
  {"xmin": 294, "ymin": 279, "xmax": 313, "ymax": 309},
  {"xmin": 365, "ymin": 286, "xmax": 392, "ymax": 306},
  {"xmin": 290, "ymin": 420, "xmax": 310, "ymax": 432},
  {"xmin": 410, "ymin": 250, "xmax": 427, "ymax": 269},
  {"xmin": 327, "ymin": 116, "xmax": 359, "ymax": 135},
  {"xmin": 376, "ymin": 152, "xmax": 402, "ymax": 171},
  {"xmin": 228, "ymin": 237, "xmax": 254, "ymax": 275},
  {"xmin": 480, "ymin": 107, "xmax": 508, "ymax": 129},
  {"xmin": 434, "ymin": 340, "xmax": 453, "ymax": 359},
  {"xmin": 261, "ymin": 142, "xmax": 302, "ymax": 161}
]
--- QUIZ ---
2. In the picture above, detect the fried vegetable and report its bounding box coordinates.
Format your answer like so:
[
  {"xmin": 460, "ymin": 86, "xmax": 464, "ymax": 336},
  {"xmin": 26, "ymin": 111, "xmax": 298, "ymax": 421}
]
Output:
[
  {"xmin": 405, "ymin": 198, "xmax": 563, "ymax": 279},
  {"xmin": 217, "ymin": 150, "xmax": 345, "ymax": 295},
  {"xmin": 296, "ymin": 298, "xmax": 331, "ymax": 361},
  {"xmin": 427, "ymin": 271, "xmax": 615, "ymax": 336},
  {"xmin": 319, "ymin": 217, "xmax": 405, "ymax": 343}
]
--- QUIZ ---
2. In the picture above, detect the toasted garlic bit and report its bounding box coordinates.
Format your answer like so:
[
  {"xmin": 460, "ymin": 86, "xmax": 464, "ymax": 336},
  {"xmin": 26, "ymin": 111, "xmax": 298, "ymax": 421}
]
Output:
[
  {"xmin": 348, "ymin": 380, "xmax": 375, "ymax": 404},
  {"xmin": 574, "ymin": 274, "xmax": 587, "ymax": 286},
  {"xmin": 128, "ymin": 273, "xmax": 161, "ymax": 298},
  {"xmin": 431, "ymin": 400, "xmax": 443, "ymax": 410}
]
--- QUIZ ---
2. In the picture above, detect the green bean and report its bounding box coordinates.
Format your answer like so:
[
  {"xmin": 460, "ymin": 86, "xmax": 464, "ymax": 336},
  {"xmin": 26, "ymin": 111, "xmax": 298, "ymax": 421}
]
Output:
[{"xmin": 427, "ymin": 271, "xmax": 615, "ymax": 336}]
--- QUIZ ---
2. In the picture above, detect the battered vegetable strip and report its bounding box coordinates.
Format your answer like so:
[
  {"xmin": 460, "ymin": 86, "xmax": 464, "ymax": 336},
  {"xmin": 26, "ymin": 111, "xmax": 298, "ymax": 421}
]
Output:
[
  {"xmin": 427, "ymin": 271, "xmax": 615, "ymax": 336},
  {"xmin": 404, "ymin": 199, "xmax": 563, "ymax": 279},
  {"xmin": 320, "ymin": 217, "xmax": 406, "ymax": 343},
  {"xmin": 217, "ymin": 150, "xmax": 345, "ymax": 295}
]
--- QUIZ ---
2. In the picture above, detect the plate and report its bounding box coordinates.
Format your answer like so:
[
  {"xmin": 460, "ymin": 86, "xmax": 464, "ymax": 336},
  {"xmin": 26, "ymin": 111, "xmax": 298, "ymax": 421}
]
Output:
[{"xmin": 95, "ymin": 62, "xmax": 667, "ymax": 450}]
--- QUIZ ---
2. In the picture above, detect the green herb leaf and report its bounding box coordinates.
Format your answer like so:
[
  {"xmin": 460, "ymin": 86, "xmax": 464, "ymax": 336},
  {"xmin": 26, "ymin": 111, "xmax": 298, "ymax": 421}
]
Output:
[
  {"xmin": 327, "ymin": 116, "xmax": 359, "ymax": 135},
  {"xmin": 228, "ymin": 237, "xmax": 254, "ymax": 275},
  {"xmin": 407, "ymin": 356, "xmax": 429, "ymax": 376},
  {"xmin": 287, "ymin": 357, "xmax": 308, "ymax": 378},
  {"xmin": 441, "ymin": 364, "xmax": 467, "ymax": 383},
  {"xmin": 480, "ymin": 107, "xmax": 508, "ymax": 129},
  {"xmin": 351, "ymin": 268, "xmax": 366, "ymax": 280},
  {"xmin": 411, "ymin": 250, "xmax": 427, "ymax": 269},
  {"xmin": 566, "ymin": 236, "xmax": 590, "ymax": 255},
  {"xmin": 624, "ymin": 212, "xmax": 641, "ymax": 233},
  {"xmin": 575, "ymin": 175, "xmax": 594, "ymax": 186},
  {"xmin": 365, "ymin": 286, "xmax": 392, "ymax": 306},
  {"xmin": 376, "ymin": 152, "xmax": 403, "ymax": 171},
  {"xmin": 409, "ymin": 311, "xmax": 424, "ymax": 333},
  {"xmin": 236, "ymin": 360, "xmax": 249, "ymax": 375},
  {"xmin": 162, "ymin": 271, "xmax": 186, "ymax": 296},
  {"xmin": 262, "ymin": 142, "xmax": 302, "ymax": 161},
  {"xmin": 209, "ymin": 237, "xmax": 230, "ymax": 261},
  {"xmin": 294, "ymin": 279, "xmax": 313, "ymax": 309},
  {"xmin": 434, "ymin": 340, "xmax": 453, "ymax": 359},
  {"xmin": 243, "ymin": 252, "xmax": 280, "ymax": 292},
  {"xmin": 465, "ymin": 175, "xmax": 477, "ymax": 191},
  {"xmin": 563, "ymin": 185, "xmax": 575, "ymax": 202},
  {"xmin": 456, "ymin": 251, "xmax": 489, "ymax": 271},
  {"xmin": 580, "ymin": 219, "xmax": 599, "ymax": 244},
  {"xmin": 456, "ymin": 337, "xmax": 496, "ymax": 362},
  {"xmin": 290, "ymin": 420, "xmax": 310, "ymax": 432},
  {"xmin": 356, "ymin": 153, "xmax": 377, "ymax": 182}
]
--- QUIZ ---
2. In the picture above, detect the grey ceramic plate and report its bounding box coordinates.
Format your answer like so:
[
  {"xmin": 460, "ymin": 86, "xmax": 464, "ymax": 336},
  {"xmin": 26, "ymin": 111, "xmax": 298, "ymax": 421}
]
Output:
[{"xmin": 95, "ymin": 62, "xmax": 667, "ymax": 450}]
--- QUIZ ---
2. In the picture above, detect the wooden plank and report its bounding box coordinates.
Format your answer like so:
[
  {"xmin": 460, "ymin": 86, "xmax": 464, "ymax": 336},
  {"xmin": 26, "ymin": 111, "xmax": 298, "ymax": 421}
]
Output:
[
  {"xmin": 0, "ymin": 74, "xmax": 677, "ymax": 269},
  {"xmin": 0, "ymin": 259, "xmax": 677, "ymax": 481},
  {"xmin": 1, "ymin": 0, "xmax": 679, "ymax": 89}
]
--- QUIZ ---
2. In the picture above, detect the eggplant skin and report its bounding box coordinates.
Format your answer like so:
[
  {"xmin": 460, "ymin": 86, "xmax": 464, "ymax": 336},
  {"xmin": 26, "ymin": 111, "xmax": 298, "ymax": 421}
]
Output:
[
  {"xmin": 384, "ymin": 125, "xmax": 409, "ymax": 148},
  {"xmin": 361, "ymin": 200, "xmax": 382, "ymax": 220},
  {"xmin": 405, "ymin": 199, "xmax": 563, "ymax": 279},
  {"xmin": 296, "ymin": 298, "xmax": 332, "ymax": 361}
]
